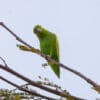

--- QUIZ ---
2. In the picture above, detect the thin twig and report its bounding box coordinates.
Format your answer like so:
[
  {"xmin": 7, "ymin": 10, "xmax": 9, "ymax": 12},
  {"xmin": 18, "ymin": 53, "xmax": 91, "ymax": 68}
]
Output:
[
  {"xmin": 0, "ymin": 57, "xmax": 8, "ymax": 67},
  {"xmin": 0, "ymin": 76, "xmax": 57, "ymax": 100},
  {"xmin": 9, "ymin": 83, "xmax": 29, "ymax": 92},
  {"xmin": 0, "ymin": 22, "xmax": 32, "ymax": 48},
  {"xmin": 0, "ymin": 22, "xmax": 98, "ymax": 88},
  {"xmin": 0, "ymin": 64, "xmax": 85, "ymax": 100}
]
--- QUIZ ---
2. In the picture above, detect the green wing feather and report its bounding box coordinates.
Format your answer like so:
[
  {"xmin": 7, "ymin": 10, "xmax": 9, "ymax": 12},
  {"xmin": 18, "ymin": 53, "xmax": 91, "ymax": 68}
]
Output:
[{"xmin": 49, "ymin": 34, "xmax": 60, "ymax": 77}]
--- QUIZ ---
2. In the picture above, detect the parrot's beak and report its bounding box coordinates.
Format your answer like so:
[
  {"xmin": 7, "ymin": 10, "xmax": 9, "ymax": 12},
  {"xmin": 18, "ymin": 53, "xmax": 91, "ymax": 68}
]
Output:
[{"xmin": 36, "ymin": 27, "xmax": 42, "ymax": 33}]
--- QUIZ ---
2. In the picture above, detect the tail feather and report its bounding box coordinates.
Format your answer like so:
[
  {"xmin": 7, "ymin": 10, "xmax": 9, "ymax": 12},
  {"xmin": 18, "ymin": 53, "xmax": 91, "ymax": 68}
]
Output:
[{"xmin": 50, "ymin": 63, "xmax": 60, "ymax": 78}]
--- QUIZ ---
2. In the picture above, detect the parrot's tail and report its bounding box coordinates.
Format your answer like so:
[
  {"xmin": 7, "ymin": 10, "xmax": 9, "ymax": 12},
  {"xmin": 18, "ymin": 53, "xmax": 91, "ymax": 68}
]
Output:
[{"xmin": 49, "ymin": 63, "xmax": 60, "ymax": 78}]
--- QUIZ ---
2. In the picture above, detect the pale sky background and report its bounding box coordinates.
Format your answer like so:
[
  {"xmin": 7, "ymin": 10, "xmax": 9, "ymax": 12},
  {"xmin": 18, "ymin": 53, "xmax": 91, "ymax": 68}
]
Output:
[{"xmin": 0, "ymin": 0, "xmax": 100, "ymax": 99}]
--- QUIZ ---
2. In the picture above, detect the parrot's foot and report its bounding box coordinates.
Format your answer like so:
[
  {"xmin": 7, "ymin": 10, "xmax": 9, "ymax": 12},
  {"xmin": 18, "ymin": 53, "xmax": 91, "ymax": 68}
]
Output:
[{"xmin": 42, "ymin": 63, "xmax": 48, "ymax": 68}]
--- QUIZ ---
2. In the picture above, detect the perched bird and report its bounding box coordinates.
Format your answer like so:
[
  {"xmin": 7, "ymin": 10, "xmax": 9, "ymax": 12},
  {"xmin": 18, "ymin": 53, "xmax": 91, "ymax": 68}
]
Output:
[{"xmin": 34, "ymin": 25, "xmax": 60, "ymax": 78}]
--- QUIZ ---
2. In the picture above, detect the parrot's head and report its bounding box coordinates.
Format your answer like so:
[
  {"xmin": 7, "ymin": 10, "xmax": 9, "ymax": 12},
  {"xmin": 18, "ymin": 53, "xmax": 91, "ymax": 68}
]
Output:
[{"xmin": 33, "ymin": 25, "xmax": 43, "ymax": 38}]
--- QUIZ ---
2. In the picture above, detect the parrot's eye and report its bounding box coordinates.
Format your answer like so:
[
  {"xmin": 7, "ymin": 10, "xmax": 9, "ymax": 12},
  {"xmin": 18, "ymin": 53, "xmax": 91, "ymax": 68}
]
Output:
[{"xmin": 36, "ymin": 27, "xmax": 42, "ymax": 33}]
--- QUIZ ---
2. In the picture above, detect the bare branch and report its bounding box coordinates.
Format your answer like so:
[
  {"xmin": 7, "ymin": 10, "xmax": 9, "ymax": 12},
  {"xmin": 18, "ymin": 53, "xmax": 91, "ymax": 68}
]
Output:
[
  {"xmin": 0, "ymin": 64, "xmax": 85, "ymax": 100},
  {"xmin": 0, "ymin": 76, "xmax": 57, "ymax": 100}
]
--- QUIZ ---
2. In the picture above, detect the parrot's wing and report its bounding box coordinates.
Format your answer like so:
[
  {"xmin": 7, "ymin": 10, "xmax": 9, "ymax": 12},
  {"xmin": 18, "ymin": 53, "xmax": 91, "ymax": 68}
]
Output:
[
  {"xmin": 51, "ymin": 34, "xmax": 59, "ymax": 61},
  {"xmin": 49, "ymin": 34, "xmax": 60, "ymax": 78}
]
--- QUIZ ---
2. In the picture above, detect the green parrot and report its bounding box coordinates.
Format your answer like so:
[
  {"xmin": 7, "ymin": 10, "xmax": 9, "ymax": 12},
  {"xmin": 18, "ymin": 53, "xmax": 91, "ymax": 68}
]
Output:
[{"xmin": 33, "ymin": 25, "xmax": 60, "ymax": 78}]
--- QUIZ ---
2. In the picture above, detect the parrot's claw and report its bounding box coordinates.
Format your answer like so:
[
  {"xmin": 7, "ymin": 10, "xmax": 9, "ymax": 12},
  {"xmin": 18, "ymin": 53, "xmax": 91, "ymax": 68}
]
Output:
[{"xmin": 42, "ymin": 63, "xmax": 48, "ymax": 68}]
